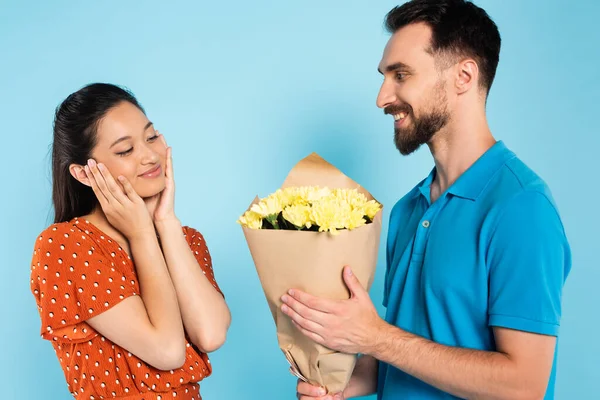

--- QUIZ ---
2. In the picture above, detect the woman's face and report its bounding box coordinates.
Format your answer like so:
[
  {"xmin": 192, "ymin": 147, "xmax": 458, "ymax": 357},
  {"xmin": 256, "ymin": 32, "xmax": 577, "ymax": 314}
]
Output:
[{"xmin": 89, "ymin": 101, "xmax": 167, "ymax": 198}]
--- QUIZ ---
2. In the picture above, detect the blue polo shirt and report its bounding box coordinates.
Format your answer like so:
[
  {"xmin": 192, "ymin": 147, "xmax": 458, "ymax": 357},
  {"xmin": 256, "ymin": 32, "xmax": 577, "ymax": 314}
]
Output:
[{"xmin": 378, "ymin": 141, "xmax": 571, "ymax": 400}]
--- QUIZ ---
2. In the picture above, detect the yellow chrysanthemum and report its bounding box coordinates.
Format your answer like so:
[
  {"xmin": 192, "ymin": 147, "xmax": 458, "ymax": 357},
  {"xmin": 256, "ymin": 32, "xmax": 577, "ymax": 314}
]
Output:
[
  {"xmin": 238, "ymin": 186, "xmax": 381, "ymax": 233},
  {"xmin": 237, "ymin": 210, "xmax": 263, "ymax": 229},
  {"xmin": 250, "ymin": 192, "xmax": 285, "ymax": 217},
  {"xmin": 282, "ymin": 204, "xmax": 312, "ymax": 229},
  {"xmin": 363, "ymin": 199, "xmax": 381, "ymax": 220},
  {"xmin": 310, "ymin": 197, "xmax": 351, "ymax": 235},
  {"xmin": 347, "ymin": 208, "xmax": 367, "ymax": 230}
]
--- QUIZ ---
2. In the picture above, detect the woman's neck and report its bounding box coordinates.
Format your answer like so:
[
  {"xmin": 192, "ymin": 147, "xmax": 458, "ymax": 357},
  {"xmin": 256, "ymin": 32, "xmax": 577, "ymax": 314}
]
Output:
[{"xmin": 82, "ymin": 209, "xmax": 131, "ymax": 254}]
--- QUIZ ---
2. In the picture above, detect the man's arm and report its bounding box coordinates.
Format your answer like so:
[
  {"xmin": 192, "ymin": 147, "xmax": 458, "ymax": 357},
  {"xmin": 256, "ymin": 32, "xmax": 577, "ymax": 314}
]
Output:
[{"xmin": 370, "ymin": 324, "xmax": 555, "ymax": 400}]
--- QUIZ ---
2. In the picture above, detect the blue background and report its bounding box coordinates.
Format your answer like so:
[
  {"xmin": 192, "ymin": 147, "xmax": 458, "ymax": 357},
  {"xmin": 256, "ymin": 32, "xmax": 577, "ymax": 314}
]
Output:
[{"xmin": 1, "ymin": 1, "xmax": 597, "ymax": 399}]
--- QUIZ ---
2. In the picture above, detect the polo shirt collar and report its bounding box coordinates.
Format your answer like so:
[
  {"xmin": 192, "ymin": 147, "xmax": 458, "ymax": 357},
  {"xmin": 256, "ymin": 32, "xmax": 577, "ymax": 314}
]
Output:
[{"xmin": 418, "ymin": 140, "xmax": 516, "ymax": 202}]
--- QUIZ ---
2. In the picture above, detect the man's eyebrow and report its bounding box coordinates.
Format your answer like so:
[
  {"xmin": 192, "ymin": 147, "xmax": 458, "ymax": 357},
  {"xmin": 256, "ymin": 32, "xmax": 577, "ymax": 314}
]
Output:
[{"xmin": 378, "ymin": 62, "xmax": 413, "ymax": 75}]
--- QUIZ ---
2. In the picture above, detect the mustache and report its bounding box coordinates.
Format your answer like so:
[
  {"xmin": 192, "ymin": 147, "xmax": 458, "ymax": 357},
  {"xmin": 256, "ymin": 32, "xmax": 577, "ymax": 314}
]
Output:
[{"xmin": 384, "ymin": 104, "xmax": 412, "ymax": 116}]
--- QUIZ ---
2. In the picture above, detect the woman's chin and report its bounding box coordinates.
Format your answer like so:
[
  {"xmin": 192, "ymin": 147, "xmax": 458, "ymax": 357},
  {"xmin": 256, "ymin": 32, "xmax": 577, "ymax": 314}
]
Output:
[{"xmin": 135, "ymin": 179, "xmax": 166, "ymax": 198}]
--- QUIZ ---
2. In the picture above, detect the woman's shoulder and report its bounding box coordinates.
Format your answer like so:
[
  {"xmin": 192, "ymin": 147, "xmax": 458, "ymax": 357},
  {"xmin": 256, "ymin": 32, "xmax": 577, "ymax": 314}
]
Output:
[
  {"xmin": 35, "ymin": 219, "xmax": 77, "ymax": 239},
  {"xmin": 181, "ymin": 225, "xmax": 209, "ymax": 246},
  {"xmin": 32, "ymin": 218, "xmax": 109, "ymax": 265}
]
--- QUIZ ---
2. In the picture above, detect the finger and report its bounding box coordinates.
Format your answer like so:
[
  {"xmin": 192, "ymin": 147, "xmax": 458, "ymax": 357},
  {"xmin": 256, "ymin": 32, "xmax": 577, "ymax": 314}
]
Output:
[
  {"xmin": 166, "ymin": 146, "xmax": 173, "ymax": 179},
  {"xmin": 158, "ymin": 130, "xmax": 167, "ymax": 147},
  {"xmin": 282, "ymin": 302, "xmax": 325, "ymax": 334},
  {"xmin": 292, "ymin": 320, "xmax": 326, "ymax": 346},
  {"xmin": 117, "ymin": 175, "xmax": 142, "ymax": 203},
  {"xmin": 282, "ymin": 294, "xmax": 327, "ymax": 325},
  {"xmin": 97, "ymin": 163, "xmax": 128, "ymax": 204},
  {"xmin": 287, "ymin": 289, "xmax": 339, "ymax": 313},
  {"xmin": 342, "ymin": 266, "xmax": 365, "ymax": 299},
  {"xmin": 87, "ymin": 159, "xmax": 113, "ymax": 203},
  {"xmin": 297, "ymin": 381, "xmax": 328, "ymax": 397},
  {"xmin": 85, "ymin": 165, "xmax": 109, "ymax": 207}
]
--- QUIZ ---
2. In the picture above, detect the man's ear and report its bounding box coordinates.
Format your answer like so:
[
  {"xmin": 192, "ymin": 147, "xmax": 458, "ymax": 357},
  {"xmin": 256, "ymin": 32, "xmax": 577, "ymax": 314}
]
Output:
[{"xmin": 455, "ymin": 58, "xmax": 479, "ymax": 95}]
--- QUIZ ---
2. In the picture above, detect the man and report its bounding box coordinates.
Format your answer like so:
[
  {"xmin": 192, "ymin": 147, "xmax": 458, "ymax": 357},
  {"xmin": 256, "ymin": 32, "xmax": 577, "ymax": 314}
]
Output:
[{"xmin": 281, "ymin": 1, "xmax": 571, "ymax": 399}]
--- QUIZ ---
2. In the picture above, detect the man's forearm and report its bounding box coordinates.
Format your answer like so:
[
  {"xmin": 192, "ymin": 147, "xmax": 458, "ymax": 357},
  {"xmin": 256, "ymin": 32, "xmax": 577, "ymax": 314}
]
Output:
[
  {"xmin": 343, "ymin": 355, "xmax": 378, "ymax": 399},
  {"xmin": 367, "ymin": 324, "xmax": 541, "ymax": 400}
]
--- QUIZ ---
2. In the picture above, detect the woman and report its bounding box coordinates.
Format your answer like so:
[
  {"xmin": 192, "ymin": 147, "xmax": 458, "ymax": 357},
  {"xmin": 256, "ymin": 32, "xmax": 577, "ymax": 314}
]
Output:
[{"xmin": 30, "ymin": 83, "xmax": 231, "ymax": 399}]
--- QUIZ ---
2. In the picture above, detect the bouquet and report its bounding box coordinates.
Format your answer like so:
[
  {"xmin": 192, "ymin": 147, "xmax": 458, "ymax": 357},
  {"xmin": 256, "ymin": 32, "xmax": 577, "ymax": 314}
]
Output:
[{"xmin": 238, "ymin": 153, "xmax": 383, "ymax": 393}]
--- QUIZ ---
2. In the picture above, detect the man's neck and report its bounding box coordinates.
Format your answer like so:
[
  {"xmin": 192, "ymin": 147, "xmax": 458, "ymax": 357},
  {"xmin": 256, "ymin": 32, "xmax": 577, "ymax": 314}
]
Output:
[{"xmin": 427, "ymin": 108, "xmax": 496, "ymax": 202}]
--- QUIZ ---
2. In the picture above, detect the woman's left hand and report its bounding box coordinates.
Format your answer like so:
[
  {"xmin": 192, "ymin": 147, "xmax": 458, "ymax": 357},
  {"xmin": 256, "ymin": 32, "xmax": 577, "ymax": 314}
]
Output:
[{"xmin": 145, "ymin": 132, "xmax": 177, "ymax": 225}]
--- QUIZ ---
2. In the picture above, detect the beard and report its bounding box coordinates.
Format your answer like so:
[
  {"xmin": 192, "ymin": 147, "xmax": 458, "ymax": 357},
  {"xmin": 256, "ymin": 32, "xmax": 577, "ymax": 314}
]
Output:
[{"xmin": 385, "ymin": 81, "xmax": 450, "ymax": 155}]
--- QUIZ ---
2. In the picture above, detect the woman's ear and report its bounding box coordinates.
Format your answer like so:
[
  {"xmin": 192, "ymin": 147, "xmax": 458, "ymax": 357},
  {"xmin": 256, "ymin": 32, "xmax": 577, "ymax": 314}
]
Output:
[{"xmin": 69, "ymin": 164, "xmax": 91, "ymax": 187}]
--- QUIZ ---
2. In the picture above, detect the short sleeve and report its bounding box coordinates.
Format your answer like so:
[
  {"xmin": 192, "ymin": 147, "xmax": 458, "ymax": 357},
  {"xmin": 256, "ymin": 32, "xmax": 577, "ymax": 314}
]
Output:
[
  {"xmin": 30, "ymin": 224, "xmax": 138, "ymax": 343},
  {"xmin": 183, "ymin": 227, "xmax": 223, "ymax": 296},
  {"xmin": 487, "ymin": 190, "xmax": 571, "ymax": 336}
]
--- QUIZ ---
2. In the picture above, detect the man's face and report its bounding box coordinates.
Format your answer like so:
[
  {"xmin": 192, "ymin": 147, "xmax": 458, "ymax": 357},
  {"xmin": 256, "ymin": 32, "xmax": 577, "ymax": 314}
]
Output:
[{"xmin": 377, "ymin": 22, "xmax": 451, "ymax": 155}]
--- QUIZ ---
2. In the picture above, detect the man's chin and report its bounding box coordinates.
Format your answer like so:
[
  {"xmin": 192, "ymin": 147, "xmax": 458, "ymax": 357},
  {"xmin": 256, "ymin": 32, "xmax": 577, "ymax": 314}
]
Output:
[{"xmin": 394, "ymin": 132, "xmax": 423, "ymax": 156}]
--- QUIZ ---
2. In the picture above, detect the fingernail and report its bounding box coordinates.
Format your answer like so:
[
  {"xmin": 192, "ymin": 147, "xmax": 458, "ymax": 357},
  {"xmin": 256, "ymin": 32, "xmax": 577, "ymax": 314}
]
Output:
[
  {"xmin": 288, "ymin": 289, "xmax": 294, "ymax": 296},
  {"xmin": 346, "ymin": 267, "xmax": 353, "ymax": 276},
  {"xmin": 281, "ymin": 295, "xmax": 288, "ymax": 303},
  {"xmin": 88, "ymin": 159, "xmax": 96, "ymax": 167},
  {"xmin": 98, "ymin": 163, "xmax": 104, "ymax": 171},
  {"xmin": 318, "ymin": 388, "xmax": 326, "ymax": 395},
  {"xmin": 281, "ymin": 305, "xmax": 288, "ymax": 312}
]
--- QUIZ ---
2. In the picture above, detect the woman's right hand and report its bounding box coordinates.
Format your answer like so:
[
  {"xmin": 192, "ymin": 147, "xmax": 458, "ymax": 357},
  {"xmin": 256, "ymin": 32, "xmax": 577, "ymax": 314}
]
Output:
[
  {"xmin": 85, "ymin": 159, "xmax": 155, "ymax": 240},
  {"xmin": 297, "ymin": 380, "xmax": 344, "ymax": 400}
]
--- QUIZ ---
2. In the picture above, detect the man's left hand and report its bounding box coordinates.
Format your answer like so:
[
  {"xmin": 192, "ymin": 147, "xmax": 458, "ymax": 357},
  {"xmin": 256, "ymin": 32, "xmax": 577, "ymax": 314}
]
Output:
[{"xmin": 281, "ymin": 266, "xmax": 385, "ymax": 355}]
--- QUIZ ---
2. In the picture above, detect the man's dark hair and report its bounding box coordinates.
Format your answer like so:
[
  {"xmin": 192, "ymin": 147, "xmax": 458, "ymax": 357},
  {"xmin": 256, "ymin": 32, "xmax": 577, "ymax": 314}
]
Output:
[{"xmin": 385, "ymin": 0, "xmax": 501, "ymax": 94}]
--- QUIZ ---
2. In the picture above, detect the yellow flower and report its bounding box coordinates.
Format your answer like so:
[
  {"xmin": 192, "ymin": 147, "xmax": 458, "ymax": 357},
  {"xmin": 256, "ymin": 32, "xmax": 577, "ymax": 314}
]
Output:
[
  {"xmin": 363, "ymin": 199, "xmax": 381, "ymax": 220},
  {"xmin": 347, "ymin": 208, "xmax": 367, "ymax": 230},
  {"xmin": 250, "ymin": 192, "xmax": 284, "ymax": 217},
  {"xmin": 239, "ymin": 185, "xmax": 381, "ymax": 232},
  {"xmin": 282, "ymin": 204, "xmax": 312, "ymax": 229},
  {"xmin": 310, "ymin": 197, "xmax": 350, "ymax": 235},
  {"xmin": 237, "ymin": 210, "xmax": 263, "ymax": 229}
]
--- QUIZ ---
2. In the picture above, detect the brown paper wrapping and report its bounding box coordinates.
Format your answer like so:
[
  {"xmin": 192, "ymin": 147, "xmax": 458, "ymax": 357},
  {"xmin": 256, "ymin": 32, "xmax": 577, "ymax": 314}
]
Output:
[{"xmin": 241, "ymin": 153, "xmax": 382, "ymax": 393}]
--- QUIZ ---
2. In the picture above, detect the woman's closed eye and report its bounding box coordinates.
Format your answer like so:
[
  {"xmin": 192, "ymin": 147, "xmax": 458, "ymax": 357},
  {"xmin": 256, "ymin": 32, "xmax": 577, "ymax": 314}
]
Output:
[
  {"xmin": 116, "ymin": 135, "xmax": 159, "ymax": 156},
  {"xmin": 116, "ymin": 148, "xmax": 133, "ymax": 157}
]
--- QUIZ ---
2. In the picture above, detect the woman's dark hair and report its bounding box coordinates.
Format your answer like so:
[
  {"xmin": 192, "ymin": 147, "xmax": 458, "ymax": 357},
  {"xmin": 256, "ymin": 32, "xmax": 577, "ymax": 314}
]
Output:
[
  {"xmin": 52, "ymin": 83, "xmax": 145, "ymax": 223},
  {"xmin": 385, "ymin": 0, "xmax": 501, "ymax": 94}
]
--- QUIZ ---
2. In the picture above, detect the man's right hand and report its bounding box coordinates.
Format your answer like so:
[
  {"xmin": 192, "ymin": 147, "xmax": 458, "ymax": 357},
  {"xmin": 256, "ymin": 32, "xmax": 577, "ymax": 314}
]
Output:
[{"xmin": 296, "ymin": 380, "xmax": 344, "ymax": 400}]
